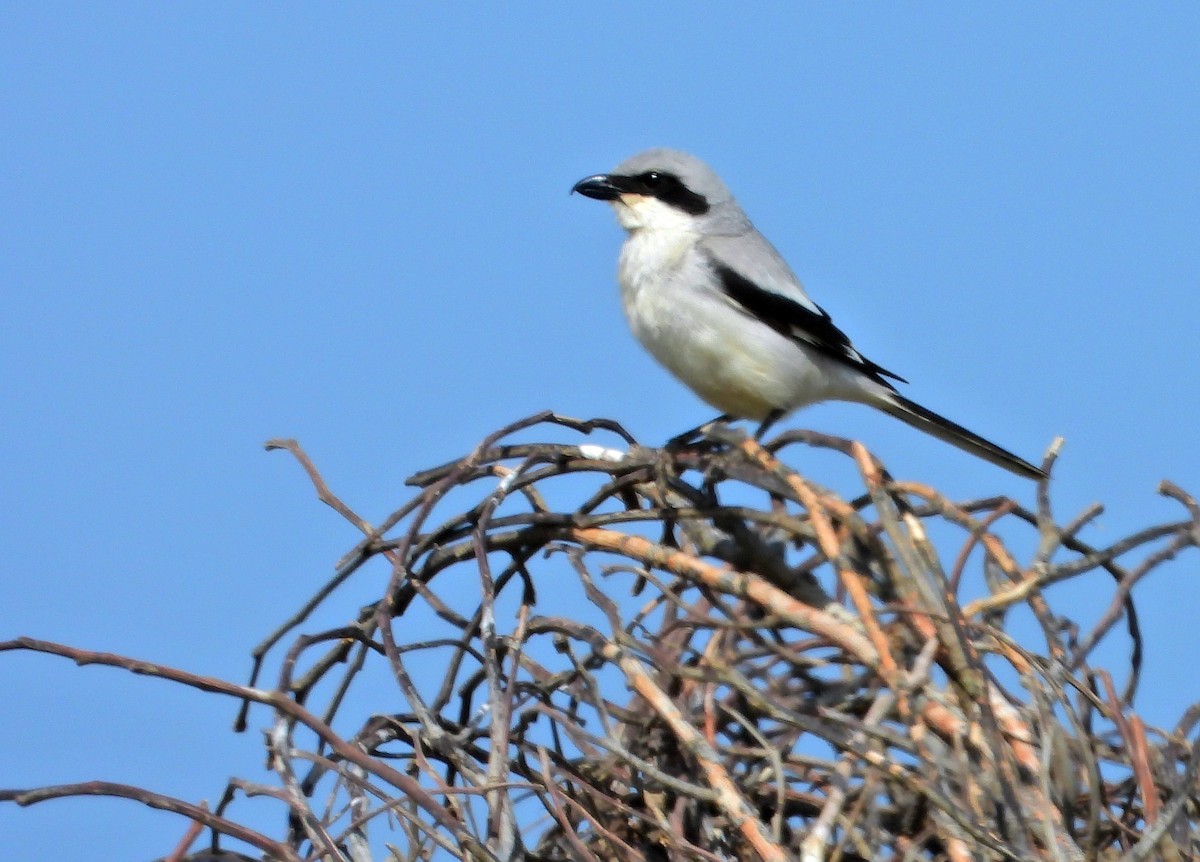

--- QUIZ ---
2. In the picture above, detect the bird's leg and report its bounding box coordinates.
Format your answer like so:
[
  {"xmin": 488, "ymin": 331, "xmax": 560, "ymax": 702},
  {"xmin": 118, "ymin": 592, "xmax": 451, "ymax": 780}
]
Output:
[
  {"xmin": 667, "ymin": 413, "xmax": 734, "ymax": 448},
  {"xmin": 754, "ymin": 408, "xmax": 786, "ymax": 441}
]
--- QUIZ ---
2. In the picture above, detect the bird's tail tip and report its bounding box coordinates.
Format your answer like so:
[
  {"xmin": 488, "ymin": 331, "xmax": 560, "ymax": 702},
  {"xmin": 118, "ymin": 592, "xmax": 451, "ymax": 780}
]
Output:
[{"xmin": 879, "ymin": 394, "xmax": 1047, "ymax": 481}]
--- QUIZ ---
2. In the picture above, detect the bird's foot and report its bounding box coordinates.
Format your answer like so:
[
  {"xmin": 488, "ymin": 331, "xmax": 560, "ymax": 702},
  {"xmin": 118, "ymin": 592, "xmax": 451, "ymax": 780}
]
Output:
[
  {"xmin": 665, "ymin": 414, "xmax": 735, "ymax": 450},
  {"xmin": 753, "ymin": 408, "xmax": 787, "ymax": 442}
]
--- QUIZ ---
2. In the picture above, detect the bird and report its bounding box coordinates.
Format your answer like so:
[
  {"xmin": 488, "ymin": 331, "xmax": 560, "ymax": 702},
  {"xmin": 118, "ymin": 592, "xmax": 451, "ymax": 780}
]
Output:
[{"xmin": 572, "ymin": 148, "xmax": 1046, "ymax": 480}]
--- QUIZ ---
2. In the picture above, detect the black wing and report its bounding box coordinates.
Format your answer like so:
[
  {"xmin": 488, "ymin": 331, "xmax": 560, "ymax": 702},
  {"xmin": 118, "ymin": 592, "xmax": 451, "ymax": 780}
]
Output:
[{"xmin": 712, "ymin": 261, "xmax": 906, "ymax": 389}]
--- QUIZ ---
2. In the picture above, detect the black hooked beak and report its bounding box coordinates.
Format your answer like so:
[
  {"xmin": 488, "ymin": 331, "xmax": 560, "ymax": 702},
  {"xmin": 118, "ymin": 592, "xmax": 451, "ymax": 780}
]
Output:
[{"xmin": 571, "ymin": 173, "xmax": 634, "ymax": 201}]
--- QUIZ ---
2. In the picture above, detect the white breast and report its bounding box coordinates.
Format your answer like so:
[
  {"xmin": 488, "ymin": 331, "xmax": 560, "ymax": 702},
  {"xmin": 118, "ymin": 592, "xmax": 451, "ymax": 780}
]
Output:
[{"xmin": 615, "ymin": 228, "xmax": 847, "ymax": 420}]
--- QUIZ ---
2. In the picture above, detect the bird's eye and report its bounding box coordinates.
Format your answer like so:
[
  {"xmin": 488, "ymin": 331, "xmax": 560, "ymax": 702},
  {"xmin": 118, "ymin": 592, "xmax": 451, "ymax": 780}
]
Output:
[{"xmin": 630, "ymin": 169, "xmax": 707, "ymax": 213}]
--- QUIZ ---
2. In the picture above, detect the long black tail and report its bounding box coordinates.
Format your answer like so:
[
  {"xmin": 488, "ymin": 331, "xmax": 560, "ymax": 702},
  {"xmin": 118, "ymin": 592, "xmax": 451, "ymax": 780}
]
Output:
[{"xmin": 878, "ymin": 394, "xmax": 1046, "ymax": 480}]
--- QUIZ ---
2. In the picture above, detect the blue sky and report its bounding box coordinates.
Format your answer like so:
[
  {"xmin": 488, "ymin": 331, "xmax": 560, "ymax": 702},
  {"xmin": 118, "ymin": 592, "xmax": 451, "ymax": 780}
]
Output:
[{"xmin": 2, "ymin": 5, "xmax": 1198, "ymax": 859}]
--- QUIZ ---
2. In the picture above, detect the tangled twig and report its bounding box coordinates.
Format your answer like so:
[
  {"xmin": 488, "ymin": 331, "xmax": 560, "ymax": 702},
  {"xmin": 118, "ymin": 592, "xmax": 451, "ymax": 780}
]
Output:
[{"xmin": 3, "ymin": 411, "xmax": 1198, "ymax": 862}]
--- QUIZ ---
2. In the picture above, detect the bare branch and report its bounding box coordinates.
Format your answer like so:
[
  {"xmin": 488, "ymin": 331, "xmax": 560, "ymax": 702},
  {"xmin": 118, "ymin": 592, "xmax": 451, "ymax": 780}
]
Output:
[{"xmin": 4, "ymin": 413, "xmax": 1198, "ymax": 862}]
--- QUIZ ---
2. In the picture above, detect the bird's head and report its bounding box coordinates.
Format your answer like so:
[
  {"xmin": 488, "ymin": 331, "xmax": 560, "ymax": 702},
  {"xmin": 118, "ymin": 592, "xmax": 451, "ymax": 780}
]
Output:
[{"xmin": 572, "ymin": 148, "xmax": 738, "ymax": 233}]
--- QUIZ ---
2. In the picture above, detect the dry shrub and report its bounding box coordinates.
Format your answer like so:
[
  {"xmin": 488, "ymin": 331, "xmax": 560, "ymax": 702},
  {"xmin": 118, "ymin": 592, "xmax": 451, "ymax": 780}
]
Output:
[{"xmin": 4, "ymin": 412, "xmax": 1199, "ymax": 862}]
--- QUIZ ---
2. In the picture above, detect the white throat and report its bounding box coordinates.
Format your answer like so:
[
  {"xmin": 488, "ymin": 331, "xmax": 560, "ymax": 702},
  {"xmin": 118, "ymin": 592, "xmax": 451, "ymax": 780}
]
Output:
[{"xmin": 611, "ymin": 195, "xmax": 702, "ymax": 233}]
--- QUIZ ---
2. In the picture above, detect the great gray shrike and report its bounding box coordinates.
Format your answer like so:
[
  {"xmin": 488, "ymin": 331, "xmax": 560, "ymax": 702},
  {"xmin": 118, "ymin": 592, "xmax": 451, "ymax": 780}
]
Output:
[{"xmin": 573, "ymin": 148, "xmax": 1045, "ymax": 480}]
